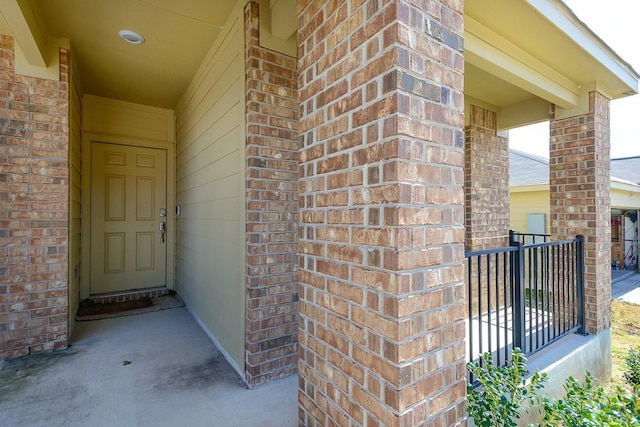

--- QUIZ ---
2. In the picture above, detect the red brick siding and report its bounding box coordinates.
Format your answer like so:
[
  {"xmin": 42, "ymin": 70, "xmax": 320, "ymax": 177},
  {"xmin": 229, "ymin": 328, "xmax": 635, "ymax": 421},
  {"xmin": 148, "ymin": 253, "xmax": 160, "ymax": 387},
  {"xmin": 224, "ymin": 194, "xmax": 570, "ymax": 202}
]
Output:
[
  {"xmin": 244, "ymin": 2, "xmax": 300, "ymax": 387},
  {"xmin": 464, "ymin": 105, "xmax": 510, "ymax": 251},
  {"xmin": 464, "ymin": 106, "xmax": 511, "ymax": 317},
  {"xmin": 550, "ymin": 92, "xmax": 611, "ymax": 334},
  {"xmin": 0, "ymin": 35, "xmax": 70, "ymax": 358},
  {"xmin": 298, "ymin": 1, "xmax": 466, "ymax": 426}
]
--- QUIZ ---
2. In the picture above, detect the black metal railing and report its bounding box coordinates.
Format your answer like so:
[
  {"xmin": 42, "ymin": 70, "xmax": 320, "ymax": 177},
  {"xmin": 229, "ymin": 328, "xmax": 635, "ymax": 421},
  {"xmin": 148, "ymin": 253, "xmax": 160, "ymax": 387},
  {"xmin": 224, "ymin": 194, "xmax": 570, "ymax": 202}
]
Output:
[
  {"xmin": 466, "ymin": 233, "xmax": 585, "ymax": 383},
  {"xmin": 509, "ymin": 230, "xmax": 550, "ymax": 245}
]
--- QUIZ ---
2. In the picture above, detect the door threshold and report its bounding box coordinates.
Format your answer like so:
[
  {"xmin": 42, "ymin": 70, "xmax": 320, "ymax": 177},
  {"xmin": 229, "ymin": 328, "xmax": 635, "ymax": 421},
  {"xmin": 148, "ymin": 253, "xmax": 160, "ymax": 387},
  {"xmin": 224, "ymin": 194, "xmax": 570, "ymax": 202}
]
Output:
[{"xmin": 87, "ymin": 287, "xmax": 173, "ymax": 304}]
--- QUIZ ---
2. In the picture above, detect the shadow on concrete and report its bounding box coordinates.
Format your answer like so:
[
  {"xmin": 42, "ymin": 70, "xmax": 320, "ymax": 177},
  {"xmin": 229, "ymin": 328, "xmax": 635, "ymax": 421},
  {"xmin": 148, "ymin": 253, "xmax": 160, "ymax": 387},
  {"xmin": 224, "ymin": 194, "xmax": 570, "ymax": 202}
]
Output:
[{"xmin": 0, "ymin": 307, "xmax": 297, "ymax": 427}]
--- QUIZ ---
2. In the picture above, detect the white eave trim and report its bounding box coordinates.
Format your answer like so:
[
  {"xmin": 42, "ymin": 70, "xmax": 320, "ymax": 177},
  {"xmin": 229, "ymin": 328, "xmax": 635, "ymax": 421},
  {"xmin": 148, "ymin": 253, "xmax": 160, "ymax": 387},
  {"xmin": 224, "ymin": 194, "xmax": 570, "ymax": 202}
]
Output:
[
  {"xmin": 512, "ymin": 181, "xmax": 640, "ymax": 194},
  {"xmin": 526, "ymin": 0, "xmax": 639, "ymax": 96},
  {"xmin": 611, "ymin": 178, "xmax": 640, "ymax": 193}
]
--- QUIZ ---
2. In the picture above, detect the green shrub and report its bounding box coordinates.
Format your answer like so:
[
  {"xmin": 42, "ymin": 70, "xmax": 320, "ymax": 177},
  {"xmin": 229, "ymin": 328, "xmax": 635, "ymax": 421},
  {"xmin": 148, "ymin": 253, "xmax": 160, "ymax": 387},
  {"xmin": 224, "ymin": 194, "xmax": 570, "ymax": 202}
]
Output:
[
  {"xmin": 466, "ymin": 351, "xmax": 640, "ymax": 427},
  {"xmin": 467, "ymin": 349, "xmax": 548, "ymax": 427},
  {"xmin": 623, "ymin": 346, "xmax": 640, "ymax": 389},
  {"xmin": 541, "ymin": 373, "xmax": 640, "ymax": 426}
]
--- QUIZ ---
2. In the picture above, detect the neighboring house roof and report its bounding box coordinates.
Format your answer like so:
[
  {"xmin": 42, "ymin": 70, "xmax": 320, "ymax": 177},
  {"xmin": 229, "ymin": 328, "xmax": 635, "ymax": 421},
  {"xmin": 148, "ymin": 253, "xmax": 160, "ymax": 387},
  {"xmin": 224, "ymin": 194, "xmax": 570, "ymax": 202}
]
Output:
[
  {"xmin": 509, "ymin": 149, "xmax": 640, "ymax": 187},
  {"xmin": 509, "ymin": 150, "xmax": 551, "ymax": 186},
  {"xmin": 612, "ymin": 156, "xmax": 640, "ymax": 185}
]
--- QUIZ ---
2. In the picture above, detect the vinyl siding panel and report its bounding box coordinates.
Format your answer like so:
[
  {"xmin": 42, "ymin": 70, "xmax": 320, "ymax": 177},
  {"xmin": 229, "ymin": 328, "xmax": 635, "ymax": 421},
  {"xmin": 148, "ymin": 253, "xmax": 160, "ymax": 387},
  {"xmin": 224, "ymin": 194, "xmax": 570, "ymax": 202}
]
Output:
[
  {"xmin": 83, "ymin": 95, "xmax": 175, "ymax": 143},
  {"xmin": 174, "ymin": 3, "xmax": 245, "ymax": 371},
  {"xmin": 511, "ymin": 187, "xmax": 640, "ymax": 236},
  {"xmin": 509, "ymin": 189, "xmax": 550, "ymax": 234},
  {"xmin": 69, "ymin": 54, "xmax": 82, "ymax": 332}
]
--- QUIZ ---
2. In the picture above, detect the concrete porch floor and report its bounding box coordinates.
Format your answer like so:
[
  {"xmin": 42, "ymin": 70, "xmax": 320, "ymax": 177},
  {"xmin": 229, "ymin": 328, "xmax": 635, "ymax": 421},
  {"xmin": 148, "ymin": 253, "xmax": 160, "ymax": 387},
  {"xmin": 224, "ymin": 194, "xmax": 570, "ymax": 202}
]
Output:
[{"xmin": 0, "ymin": 307, "xmax": 298, "ymax": 427}]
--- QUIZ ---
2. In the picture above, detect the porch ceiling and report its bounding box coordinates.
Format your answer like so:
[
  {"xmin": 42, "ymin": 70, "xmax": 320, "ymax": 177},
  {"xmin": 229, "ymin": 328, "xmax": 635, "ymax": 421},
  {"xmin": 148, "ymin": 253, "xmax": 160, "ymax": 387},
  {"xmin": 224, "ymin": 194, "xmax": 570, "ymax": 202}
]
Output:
[
  {"xmin": 0, "ymin": 0, "xmax": 637, "ymax": 116},
  {"xmin": 1, "ymin": 0, "xmax": 236, "ymax": 109}
]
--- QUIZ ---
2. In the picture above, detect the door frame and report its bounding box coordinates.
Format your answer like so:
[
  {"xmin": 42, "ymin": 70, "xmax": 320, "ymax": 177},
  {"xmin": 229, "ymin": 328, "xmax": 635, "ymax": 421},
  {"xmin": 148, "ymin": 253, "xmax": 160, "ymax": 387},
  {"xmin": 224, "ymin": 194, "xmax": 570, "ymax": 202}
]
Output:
[{"xmin": 81, "ymin": 133, "xmax": 175, "ymax": 299}]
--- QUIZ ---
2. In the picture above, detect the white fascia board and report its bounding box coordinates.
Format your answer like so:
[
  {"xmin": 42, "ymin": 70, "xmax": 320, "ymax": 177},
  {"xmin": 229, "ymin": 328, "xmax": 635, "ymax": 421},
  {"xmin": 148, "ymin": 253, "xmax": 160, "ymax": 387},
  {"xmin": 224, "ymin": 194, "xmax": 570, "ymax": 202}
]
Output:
[
  {"xmin": 512, "ymin": 181, "xmax": 640, "ymax": 195},
  {"xmin": 611, "ymin": 179, "xmax": 640, "ymax": 193},
  {"xmin": 526, "ymin": 0, "xmax": 639, "ymax": 95}
]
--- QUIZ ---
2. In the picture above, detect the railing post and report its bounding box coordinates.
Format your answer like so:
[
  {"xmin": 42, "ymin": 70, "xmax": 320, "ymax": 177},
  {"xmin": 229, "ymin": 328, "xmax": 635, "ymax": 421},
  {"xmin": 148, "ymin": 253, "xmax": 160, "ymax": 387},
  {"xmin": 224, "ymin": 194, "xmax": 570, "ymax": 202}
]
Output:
[
  {"xmin": 511, "ymin": 239, "xmax": 526, "ymax": 352},
  {"xmin": 576, "ymin": 235, "xmax": 587, "ymax": 335},
  {"xmin": 509, "ymin": 229, "xmax": 516, "ymax": 245}
]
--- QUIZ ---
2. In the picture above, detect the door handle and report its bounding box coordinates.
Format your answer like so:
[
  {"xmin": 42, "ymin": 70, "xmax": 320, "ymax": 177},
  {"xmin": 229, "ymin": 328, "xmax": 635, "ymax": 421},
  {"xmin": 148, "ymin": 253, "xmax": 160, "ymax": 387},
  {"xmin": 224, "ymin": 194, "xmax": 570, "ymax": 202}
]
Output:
[{"xmin": 159, "ymin": 221, "xmax": 166, "ymax": 244}]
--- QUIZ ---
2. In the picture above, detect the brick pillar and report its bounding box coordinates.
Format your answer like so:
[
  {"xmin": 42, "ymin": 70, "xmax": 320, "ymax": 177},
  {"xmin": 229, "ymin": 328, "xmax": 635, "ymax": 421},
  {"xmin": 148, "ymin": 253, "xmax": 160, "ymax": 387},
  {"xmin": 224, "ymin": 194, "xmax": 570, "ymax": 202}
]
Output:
[
  {"xmin": 0, "ymin": 36, "xmax": 70, "ymax": 358},
  {"xmin": 549, "ymin": 92, "xmax": 611, "ymax": 334},
  {"xmin": 298, "ymin": 2, "xmax": 466, "ymax": 426},
  {"xmin": 464, "ymin": 105, "xmax": 510, "ymax": 251},
  {"xmin": 244, "ymin": 3, "xmax": 300, "ymax": 387}
]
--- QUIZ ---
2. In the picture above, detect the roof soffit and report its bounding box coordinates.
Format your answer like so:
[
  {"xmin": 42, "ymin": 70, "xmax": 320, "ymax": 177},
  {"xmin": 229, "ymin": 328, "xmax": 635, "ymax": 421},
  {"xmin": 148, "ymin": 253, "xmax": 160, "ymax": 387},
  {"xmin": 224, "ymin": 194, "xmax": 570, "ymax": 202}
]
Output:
[{"xmin": 464, "ymin": 0, "xmax": 639, "ymax": 125}]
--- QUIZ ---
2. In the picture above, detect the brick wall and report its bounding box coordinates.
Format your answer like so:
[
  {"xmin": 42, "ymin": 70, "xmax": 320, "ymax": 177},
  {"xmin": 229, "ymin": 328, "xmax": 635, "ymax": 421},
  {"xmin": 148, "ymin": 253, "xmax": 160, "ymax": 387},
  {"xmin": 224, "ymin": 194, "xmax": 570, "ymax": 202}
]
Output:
[
  {"xmin": 550, "ymin": 92, "xmax": 611, "ymax": 335},
  {"xmin": 298, "ymin": 1, "xmax": 467, "ymax": 425},
  {"xmin": 464, "ymin": 105, "xmax": 511, "ymax": 318},
  {"xmin": 244, "ymin": 2, "xmax": 300, "ymax": 387},
  {"xmin": 465, "ymin": 105, "xmax": 510, "ymax": 251},
  {"xmin": 0, "ymin": 35, "xmax": 70, "ymax": 358}
]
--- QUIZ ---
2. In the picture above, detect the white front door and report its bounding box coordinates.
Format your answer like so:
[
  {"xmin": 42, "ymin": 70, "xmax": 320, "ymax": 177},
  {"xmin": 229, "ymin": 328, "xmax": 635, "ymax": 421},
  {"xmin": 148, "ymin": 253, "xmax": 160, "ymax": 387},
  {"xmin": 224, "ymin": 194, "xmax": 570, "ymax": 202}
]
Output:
[{"xmin": 90, "ymin": 142, "xmax": 167, "ymax": 294}]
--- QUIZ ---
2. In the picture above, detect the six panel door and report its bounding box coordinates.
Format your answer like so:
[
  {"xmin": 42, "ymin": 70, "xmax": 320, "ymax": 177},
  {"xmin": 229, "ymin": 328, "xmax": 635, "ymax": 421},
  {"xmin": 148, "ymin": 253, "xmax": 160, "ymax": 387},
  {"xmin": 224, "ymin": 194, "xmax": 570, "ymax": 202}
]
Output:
[{"xmin": 90, "ymin": 142, "xmax": 167, "ymax": 294}]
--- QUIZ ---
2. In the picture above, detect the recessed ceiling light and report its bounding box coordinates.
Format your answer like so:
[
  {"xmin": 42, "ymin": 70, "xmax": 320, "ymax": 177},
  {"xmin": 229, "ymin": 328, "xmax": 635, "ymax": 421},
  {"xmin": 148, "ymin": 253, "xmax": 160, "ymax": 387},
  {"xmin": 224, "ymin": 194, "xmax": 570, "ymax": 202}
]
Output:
[{"xmin": 118, "ymin": 30, "xmax": 145, "ymax": 45}]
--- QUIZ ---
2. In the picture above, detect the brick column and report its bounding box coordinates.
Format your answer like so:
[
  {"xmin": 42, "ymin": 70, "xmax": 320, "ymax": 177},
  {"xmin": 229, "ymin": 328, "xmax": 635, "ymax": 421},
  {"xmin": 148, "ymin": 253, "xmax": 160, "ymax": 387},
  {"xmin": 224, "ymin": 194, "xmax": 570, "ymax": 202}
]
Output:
[
  {"xmin": 464, "ymin": 105, "xmax": 510, "ymax": 251},
  {"xmin": 0, "ymin": 36, "xmax": 70, "ymax": 358},
  {"xmin": 244, "ymin": 3, "xmax": 300, "ymax": 387},
  {"xmin": 298, "ymin": 2, "xmax": 466, "ymax": 426},
  {"xmin": 549, "ymin": 92, "xmax": 611, "ymax": 334}
]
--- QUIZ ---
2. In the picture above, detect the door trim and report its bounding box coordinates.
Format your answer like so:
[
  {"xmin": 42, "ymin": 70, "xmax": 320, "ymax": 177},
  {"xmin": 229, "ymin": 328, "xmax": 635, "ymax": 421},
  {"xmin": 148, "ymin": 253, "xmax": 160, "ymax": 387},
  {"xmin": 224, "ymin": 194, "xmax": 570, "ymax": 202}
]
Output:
[{"xmin": 81, "ymin": 133, "xmax": 176, "ymax": 299}]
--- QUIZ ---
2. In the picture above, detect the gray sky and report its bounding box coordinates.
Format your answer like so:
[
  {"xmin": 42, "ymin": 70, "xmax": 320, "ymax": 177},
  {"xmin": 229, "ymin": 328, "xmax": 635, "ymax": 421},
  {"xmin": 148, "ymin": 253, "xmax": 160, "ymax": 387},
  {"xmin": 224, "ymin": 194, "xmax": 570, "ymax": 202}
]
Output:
[{"xmin": 508, "ymin": 0, "xmax": 640, "ymax": 159}]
